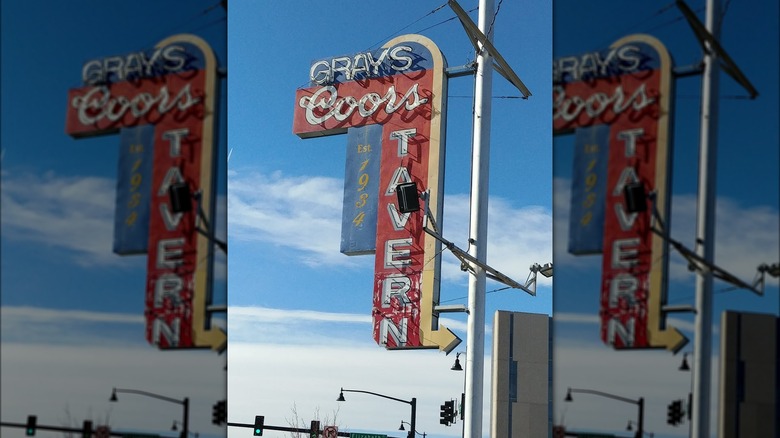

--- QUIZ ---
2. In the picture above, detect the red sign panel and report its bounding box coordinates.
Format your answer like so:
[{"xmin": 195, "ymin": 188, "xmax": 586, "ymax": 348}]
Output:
[{"xmin": 553, "ymin": 34, "xmax": 685, "ymax": 351}]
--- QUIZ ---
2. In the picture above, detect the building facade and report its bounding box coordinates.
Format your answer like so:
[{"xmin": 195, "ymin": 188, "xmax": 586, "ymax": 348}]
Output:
[{"xmin": 491, "ymin": 311, "xmax": 552, "ymax": 437}]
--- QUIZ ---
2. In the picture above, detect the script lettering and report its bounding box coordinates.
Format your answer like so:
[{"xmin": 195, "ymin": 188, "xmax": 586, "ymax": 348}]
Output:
[
  {"xmin": 71, "ymin": 84, "xmax": 201, "ymax": 126},
  {"xmin": 553, "ymin": 83, "xmax": 655, "ymax": 124},
  {"xmin": 298, "ymin": 84, "xmax": 429, "ymax": 126}
]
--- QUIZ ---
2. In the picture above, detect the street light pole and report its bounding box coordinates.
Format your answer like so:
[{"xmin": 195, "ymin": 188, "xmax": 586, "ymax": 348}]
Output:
[
  {"xmin": 111, "ymin": 388, "xmax": 189, "ymax": 438},
  {"xmin": 566, "ymin": 388, "xmax": 644, "ymax": 438},
  {"xmin": 464, "ymin": 0, "xmax": 494, "ymax": 436},
  {"xmin": 692, "ymin": 0, "xmax": 721, "ymax": 435},
  {"xmin": 638, "ymin": 397, "xmax": 644, "ymax": 438},
  {"xmin": 182, "ymin": 397, "xmax": 190, "ymax": 438},
  {"xmin": 338, "ymin": 388, "xmax": 416, "ymax": 438}
]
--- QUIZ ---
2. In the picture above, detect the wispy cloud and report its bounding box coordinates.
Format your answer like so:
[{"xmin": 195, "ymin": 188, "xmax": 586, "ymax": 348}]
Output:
[
  {"xmin": 553, "ymin": 176, "xmax": 780, "ymax": 287},
  {"xmin": 554, "ymin": 311, "xmax": 702, "ymax": 337},
  {"xmin": 553, "ymin": 177, "xmax": 599, "ymax": 271},
  {"xmin": 228, "ymin": 170, "xmax": 554, "ymax": 288},
  {"xmin": 1, "ymin": 171, "xmax": 121, "ymax": 266},
  {"xmin": 230, "ymin": 305, "xmax": 370, "ymax": 324},
  {"xmin": 227, "ymin": 169, "xmax": 348, "ymax": 267},
  {"xmin": 1, "ymin": 170, "xmax": 229, "ymax": 274},
  {"xmin": 227, "ymin": 305, "xmax": 471, "ymax": 346},
  {"xmin": 0, "ymin": 305, "xmax": 144, "ymax": 346},
  {"xmin": 0, "ymin": 305, "xmax": 225, "ymax": 437},
  {"xmin": 437, "ymin": 194, "xmax": 553, "ymax": 287},
  {"xmin": 666, "ymin": 194, "xmax": 779, "ymax": 283},
  {"xmin": 2, "ymin": 306, "xmax": 144, "ymax": 325}
]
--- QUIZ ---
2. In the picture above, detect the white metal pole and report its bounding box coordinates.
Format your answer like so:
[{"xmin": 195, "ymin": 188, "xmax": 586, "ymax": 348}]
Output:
[
  {"xmin": 692, "ymin": 0, "xmax": 720, "ymax": 436},
  {"xmin": 464, "ymin": 0, "xmax": 494, "ymax": 437}
]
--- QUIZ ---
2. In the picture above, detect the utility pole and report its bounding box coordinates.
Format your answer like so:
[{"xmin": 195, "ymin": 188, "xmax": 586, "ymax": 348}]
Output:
[
  {"xmin": 464, "ymin": 0, "xmax": 494, "ymax": 437},
  {"xmin": 691, "ymin": 0, "xmax": 720, "ymax": 436}
]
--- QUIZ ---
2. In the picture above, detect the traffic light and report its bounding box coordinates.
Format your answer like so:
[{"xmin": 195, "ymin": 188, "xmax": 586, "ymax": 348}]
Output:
[
  {"xmin": 82, "ymin": 420, "xmax": 93, "ymax": 438},
  {"xmin": 212, "ymin": 400, "xmax": 226, "ymax": 425},
  {"xmin": 26, "ymin": 415, "xmax": 37, "ymax": 436},
  {"xmin": 674, "ymin": 399, "xmax": 684, "ymax": 424},
  {"xmin": 667, "ymin": 399, "xmax": 683, "ymax": 425},
  {"xmin": 310, "ymin": 420, "xmax": 320, "ymax": 438},
  {"xmin": 552, "ymin": 425, "xmax": 566, "ymax": 438},
  {"xmin": 253, "ymin": 415, "xmax": 265, "ymax": 436},
  {"xmin": 439, "ymin": 400, "xmax": 455, "ymax": 426},
  {"xmin": 445, "ymin": 400, "xmax": 454, "ymax": 424}
]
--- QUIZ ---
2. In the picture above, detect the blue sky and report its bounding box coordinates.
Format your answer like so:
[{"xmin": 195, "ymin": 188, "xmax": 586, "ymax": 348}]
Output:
[
  {"xmin": 1, "ymin": 2, "xmax": 227, "ymax": 437},
  {"xmin": 226, "ymin": 1, "xmax": 552, "ymax": 438},
  {"xmin": 2, "ymin": 2, "xmax": 777, "ymax": 438},
  {"xmin": 552, "ymin": 1, "xmax": 779, "ymax": 438}
]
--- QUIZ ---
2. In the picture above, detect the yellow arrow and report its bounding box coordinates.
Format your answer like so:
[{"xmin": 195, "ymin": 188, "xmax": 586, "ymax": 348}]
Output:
[
  {"xmin": 420, "ymin": 322, "xmax": 462, "ymax": 354},
  {"xmin": 193, "ymin": 325, "xmax": 227, "ymax": 353},
  {"xmin": 648, "ymin": 324, "xmax": 688, "ymax": 353}
]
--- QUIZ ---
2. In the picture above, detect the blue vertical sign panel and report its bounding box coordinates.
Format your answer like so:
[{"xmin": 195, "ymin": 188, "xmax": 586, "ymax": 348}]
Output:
[
  {"xmin": 341, "ymin": 124, "xmax": 382, "ymax": 255},
  {"xmin": 568, "ymin": 125, "xmax": 609, "ymax": 254},
  {"xmin": 113, "ymin": 125, "xmax": 154, "ymax": 255}
]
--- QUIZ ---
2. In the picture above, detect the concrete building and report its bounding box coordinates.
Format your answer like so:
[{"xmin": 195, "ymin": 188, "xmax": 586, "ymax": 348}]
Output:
[
  {"xmin": 719, "ymin": 311, "xmax": 780, "ymax": 438},
  {"xmin": 491, "ymin": 311, "xmax": 551, "ymax": 437}
]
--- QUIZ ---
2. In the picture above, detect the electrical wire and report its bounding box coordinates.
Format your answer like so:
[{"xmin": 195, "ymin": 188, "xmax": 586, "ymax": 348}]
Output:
[
  {"xmin": 135, "ymin": 1, "xmax": 226, "ymax": 53},
  {"xmin": 366, "ymin": 2, "xmax": 450, "ymax": 51},
  {"xmin": 579, "ymin": 2, "xmax": 695, "ymax": 52},
  {"xmin": 719, "ymin": 0, "xmax": 733, "ymax": 29},
  {"xmin": 486, "ymin": 0, "xmax": 505, "ymax": 39}
]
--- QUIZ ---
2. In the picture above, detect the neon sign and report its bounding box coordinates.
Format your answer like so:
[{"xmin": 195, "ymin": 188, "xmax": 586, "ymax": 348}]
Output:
[
  {"xmin": 554, "ymin": 34, "xmax": 685, "ymax": 352},
  {"xmin": 66, "ymin": 34, "xmax": 224, "ymax": 351},
  {"xmin": 293, "ymin": 35, "xmax": 460, "ymax": 353}
]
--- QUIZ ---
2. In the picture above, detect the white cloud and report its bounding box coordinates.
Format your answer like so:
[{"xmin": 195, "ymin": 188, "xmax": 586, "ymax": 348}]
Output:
[
  {"xmin": 1, "ymin": 171, "xmax": 123, "ymax": 266},
  {"xmin": 0, "ymin": 305, "xmax": 144, "ymax": 346},
  {"xmin": 228, "ymin": 170, "xmax": 554, "ymax": 290},
  {"xmin": 227, "ymin": 169, "xmax": 349, "ymax": 267},
  {"xmin": 1, "ymin": 170, "xmax": 229, "ymax": 271},
  {"xmin": 0, "ymin": 306, "xmax": 225, "ymax": 438},
  {"xmin": 551, "ymin": 312, "xmax": 599, "ymax": 325},
  {"xmin": 438, "ymin": 194, "xmax": 553, "ymax": 289},
  {"xmin": 227, "ymin": 305, "xmax": 471, "ymax": 347},
  {"xmin": 553, "ymin": 311, "xmax": 708, "ymax": 349},
  {"xmin": 230, "ymin": 305, "xmax": 371, "ymax": 324},
  {"xmin": 552, "ymin": 177, "xmax": 600, "ymax": 272},
  {"xmin": 226, "ymin": 305, "xmax": 493, "ymax": 438},
  {"xmin": 553, "ymin": 176, "xmax": 779, "ymax": 290},
  {"xmin": 2, "ymin": 306, "xmax": 143, "ymax": 325},
  {"xmin": 666, "ymin": 194, "xmax": 780, "ymax": 284}
]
